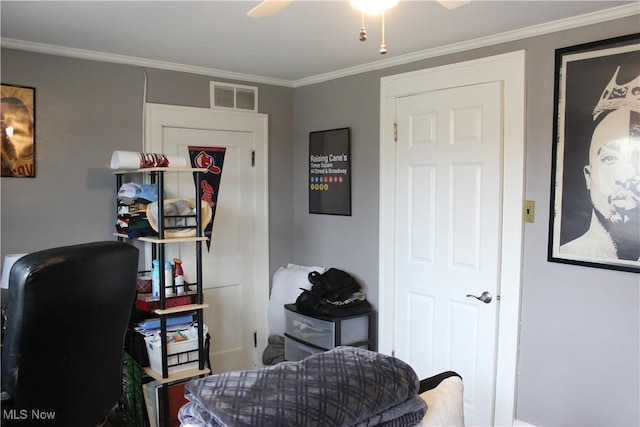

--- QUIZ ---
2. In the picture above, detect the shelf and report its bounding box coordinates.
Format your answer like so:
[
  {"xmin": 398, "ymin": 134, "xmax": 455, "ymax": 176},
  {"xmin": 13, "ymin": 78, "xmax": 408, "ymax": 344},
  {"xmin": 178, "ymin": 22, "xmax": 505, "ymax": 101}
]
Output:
[
  {"xmin": 154, "ymin": 303, "xmax": 209, "ymax": 315},
  {"xmin": 112, "ymin": 167, "xmax": 209, "ymax": 175},
  {"xmin": 115, "ymin": 234, "xmax": 208, "ymax": 244},
  {"xmin": 138, "ymin": 236, "xmax": 208, "ymax": 244},
  {"xmin": 115, "ymin": 164, "xmax": 209, "ymax": 424},
  {"xmin": 136, "ymin": 291, "xmax": 198, "ymax": 312},
  {"xmin": 143, "ymin": 366, "xmax": 211, "ymax": 384}
]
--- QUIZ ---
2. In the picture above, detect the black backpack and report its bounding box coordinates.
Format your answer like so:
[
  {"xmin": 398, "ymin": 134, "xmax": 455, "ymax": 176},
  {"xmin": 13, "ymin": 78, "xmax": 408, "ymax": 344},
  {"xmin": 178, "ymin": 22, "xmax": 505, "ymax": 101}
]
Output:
[
  {"xmin": 308, "ymin": 268, "xmax": 361, "ymax": 302},
  {"xmin": 295, "ymin": 268, "xmax": 371, "ymax": 317}
]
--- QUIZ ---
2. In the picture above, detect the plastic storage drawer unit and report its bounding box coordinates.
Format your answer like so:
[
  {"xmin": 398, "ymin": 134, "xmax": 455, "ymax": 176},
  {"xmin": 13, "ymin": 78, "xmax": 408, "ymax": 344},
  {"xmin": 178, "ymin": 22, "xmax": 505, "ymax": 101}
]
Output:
[
  {"xmin": 284, "ymin": 334, "xmax": 371, "ymax": 362},
  {"xmin": 284, "ymin": 335, "xmax": 324, "ymax": 361},
  {"xmin": 284, "ymin": 304, "xmax": 370, "ymax": 349}
]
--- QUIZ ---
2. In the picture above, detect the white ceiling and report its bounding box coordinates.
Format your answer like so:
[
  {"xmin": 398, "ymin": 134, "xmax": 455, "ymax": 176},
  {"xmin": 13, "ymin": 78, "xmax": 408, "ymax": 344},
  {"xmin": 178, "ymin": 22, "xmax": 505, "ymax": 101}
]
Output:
[{"xmin": 1, "ymin": 1, "xmax": 638, "ymax": 87}]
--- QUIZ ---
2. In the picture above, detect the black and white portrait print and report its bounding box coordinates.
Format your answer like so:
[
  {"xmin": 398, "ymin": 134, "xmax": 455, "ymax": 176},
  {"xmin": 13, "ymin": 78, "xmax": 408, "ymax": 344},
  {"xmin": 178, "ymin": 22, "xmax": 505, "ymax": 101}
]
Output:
[{"xmin": 549, "ymin": 34, "xmax": 639, "ymax": 273}]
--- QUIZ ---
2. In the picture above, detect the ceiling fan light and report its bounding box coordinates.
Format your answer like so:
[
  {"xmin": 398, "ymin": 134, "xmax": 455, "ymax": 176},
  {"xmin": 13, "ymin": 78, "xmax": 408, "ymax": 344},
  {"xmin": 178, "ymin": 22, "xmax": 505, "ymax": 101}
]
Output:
[{"xmin": 349, "ymin": 0, "xmax": 399, "ymax": 15}]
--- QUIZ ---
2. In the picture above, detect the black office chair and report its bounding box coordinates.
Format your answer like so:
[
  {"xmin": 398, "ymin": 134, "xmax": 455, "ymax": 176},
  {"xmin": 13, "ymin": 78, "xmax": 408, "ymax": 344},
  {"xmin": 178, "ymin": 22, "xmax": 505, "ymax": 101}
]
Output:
[{"xmin": 1, "ymin": 241, "xmax": 139, "ymax": 426}]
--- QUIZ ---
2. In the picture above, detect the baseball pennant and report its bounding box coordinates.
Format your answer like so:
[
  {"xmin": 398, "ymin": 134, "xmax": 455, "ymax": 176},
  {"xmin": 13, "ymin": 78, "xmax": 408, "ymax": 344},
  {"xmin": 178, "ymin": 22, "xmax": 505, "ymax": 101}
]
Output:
[{"xmin": 188, "ymin": 146, "xmax": 226, "ymax": 251}]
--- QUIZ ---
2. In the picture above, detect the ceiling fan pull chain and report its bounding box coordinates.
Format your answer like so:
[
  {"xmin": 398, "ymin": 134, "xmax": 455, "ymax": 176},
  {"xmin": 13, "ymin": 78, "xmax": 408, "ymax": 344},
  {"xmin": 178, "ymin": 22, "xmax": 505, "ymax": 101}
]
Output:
[
  {"xmin": 379, "ymin": 12, "xmax": 388, "ymax": 54},
  {"xmin": 359, "ymin": 12, "xmax": 367, "ymax": 41}
]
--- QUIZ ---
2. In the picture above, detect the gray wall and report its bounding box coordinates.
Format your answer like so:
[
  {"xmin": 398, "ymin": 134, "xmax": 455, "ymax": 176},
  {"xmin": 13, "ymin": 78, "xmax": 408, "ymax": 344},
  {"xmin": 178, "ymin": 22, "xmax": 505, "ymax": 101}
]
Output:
[
  {"xmin": 0, "ymin": 50, "xmax": 295, "ymax": 276},
  {"xmin": 293, "ymin": 16, "xmax": 639, "ymax": 427},
  {"xmin": 1, "ymin": 14, "xmax": 638, "ymax": 427}
]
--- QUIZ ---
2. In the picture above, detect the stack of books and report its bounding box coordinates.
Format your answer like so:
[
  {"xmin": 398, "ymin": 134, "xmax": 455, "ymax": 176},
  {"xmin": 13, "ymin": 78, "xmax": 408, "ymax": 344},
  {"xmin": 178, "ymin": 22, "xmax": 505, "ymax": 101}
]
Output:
[{"xmin": 134, "ymin": 313, "xmax": 195, "ymax": 332}]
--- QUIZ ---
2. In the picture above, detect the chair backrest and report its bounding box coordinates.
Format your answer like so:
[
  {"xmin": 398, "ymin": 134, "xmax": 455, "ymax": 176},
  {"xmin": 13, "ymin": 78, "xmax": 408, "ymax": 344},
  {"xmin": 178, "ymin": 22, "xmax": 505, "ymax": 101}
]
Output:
[{"xmin": 1, "ymin": 241, "xmax": 138, "ymax": 426}]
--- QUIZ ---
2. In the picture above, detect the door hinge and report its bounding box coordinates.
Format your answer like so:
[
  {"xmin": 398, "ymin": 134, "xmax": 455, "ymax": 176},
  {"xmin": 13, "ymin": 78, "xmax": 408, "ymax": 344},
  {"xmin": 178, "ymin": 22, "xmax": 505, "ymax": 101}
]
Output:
[
  {"xmin": 253, "ymin": 331, "xmax": 258, "ymax": 348},
  {"xmin": 252, "ymin": 150, "xmax": 255, "ymax": 167},
  {"xmin": 393, "ymin": 123, "xmax": 398, "ymax": 142}
]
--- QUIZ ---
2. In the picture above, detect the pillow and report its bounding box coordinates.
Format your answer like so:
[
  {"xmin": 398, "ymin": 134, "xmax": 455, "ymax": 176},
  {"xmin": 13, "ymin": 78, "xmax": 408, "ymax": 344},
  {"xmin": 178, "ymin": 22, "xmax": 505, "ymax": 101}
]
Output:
[
  {"xmin": 417, "ymin": 376, "xmax": 465, "ymax": 426},
  {"xmin": 267, "ymin": 265, "xmax": 325, "ymax": 336},
  {"xmin": 286, "ymin": 263, "xmax": 326, "ymax": 273}
]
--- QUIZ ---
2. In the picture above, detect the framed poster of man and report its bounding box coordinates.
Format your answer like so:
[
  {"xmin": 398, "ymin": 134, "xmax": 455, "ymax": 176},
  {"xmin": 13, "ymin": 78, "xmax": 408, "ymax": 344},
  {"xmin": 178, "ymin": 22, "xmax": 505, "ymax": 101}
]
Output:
[
  {"xmin": 548, "ymin": 33, "xmax": 639, "ymax": 273},
  {"xmin": 309, "ymin": 127, "xmax": 351, "ymax": 216}
]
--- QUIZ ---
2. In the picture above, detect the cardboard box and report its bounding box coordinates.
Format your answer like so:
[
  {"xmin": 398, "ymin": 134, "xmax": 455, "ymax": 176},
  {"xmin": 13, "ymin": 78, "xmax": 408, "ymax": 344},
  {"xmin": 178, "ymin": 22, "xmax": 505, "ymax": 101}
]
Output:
[
  {"xmin": 136, "ymin": 292, "xmax": 197, "ymax": 311},
  {"xmin": 143, "ymin": 380, "xmax": 188, "ymax": 427}
]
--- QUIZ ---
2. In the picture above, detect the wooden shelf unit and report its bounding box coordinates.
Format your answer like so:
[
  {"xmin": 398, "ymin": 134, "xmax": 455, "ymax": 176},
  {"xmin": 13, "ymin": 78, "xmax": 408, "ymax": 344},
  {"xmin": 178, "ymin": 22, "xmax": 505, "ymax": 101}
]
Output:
[{"xmin": 115, "ymin": 166, "xmax": 210, "ymax": 427}]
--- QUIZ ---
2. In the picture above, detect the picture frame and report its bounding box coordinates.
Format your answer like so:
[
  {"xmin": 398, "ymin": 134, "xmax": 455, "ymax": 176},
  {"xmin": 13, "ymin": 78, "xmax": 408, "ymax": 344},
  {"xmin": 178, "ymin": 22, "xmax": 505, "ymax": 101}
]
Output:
[
  {"xmin": 548, "ymin": 33, "xmax": 639, "ymax": 273},
  {"xmin": 308, "ymin": 127, "xmax": 352, "ymax": 216},
  {"xmin": 1, "ymin": 84, "xmax": 35, "ymax": 177}
]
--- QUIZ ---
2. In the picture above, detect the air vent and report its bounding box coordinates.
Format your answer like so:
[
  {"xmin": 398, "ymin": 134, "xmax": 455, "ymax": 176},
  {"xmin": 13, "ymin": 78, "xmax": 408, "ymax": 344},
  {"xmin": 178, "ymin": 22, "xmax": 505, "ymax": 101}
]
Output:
[{"xmin": 210, "ymin": 82, "xmax": 258, "ymax": 112}]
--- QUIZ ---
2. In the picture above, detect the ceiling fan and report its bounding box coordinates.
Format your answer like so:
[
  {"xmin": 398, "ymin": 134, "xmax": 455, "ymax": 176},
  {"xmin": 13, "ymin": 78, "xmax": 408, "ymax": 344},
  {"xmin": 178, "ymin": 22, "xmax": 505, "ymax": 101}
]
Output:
[
  {"xmin": 248, "ymin": 0, "xmax": 470, "ymax": 54},
  {"xmin": 247, "ymin": 0, "xmax": 470, "ymax": 18},
  {"xmin": 247, "ymin": 0, "xmax": 293, "ymax": 18}
]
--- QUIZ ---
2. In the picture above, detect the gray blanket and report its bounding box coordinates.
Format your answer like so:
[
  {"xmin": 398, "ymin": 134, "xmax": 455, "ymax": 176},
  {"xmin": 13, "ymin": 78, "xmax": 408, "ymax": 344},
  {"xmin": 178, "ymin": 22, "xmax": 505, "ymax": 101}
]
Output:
[{"xmin": 178, "ymin": 346, "xmax": 427, "ymax": 427}]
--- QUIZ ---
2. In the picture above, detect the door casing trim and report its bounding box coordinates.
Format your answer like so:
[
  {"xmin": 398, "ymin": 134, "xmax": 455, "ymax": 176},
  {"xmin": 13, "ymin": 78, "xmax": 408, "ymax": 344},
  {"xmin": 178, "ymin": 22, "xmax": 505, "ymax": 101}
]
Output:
[
  {"xmin": 144, "ymin": 103, "xmax": 270, "ymax": 367},
  {"xmin": 378, "ymin": 50, "xmax": 526, "ymax": 426}
]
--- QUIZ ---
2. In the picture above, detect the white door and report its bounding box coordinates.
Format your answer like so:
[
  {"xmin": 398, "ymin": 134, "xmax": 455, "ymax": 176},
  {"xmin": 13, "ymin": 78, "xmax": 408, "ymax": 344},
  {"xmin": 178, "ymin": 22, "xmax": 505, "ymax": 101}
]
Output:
[
  {"xmin": 394, "ymin": 82, "xmax": 502, "ymax": 425},
  {"xmin": 379, "ymin": 51, "xmax": 526, "ymax": 427},
  {"xmin": 145, "ymin": 103, "xmax": 269, "ymax": 373}
]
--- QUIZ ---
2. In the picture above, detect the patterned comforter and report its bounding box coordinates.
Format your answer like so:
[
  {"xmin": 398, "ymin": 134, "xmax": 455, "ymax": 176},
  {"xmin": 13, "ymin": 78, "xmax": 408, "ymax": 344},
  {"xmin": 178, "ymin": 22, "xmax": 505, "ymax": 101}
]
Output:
[{"xmin": 178, "ymin": 346, "xmax": 427, "ymax": 427}]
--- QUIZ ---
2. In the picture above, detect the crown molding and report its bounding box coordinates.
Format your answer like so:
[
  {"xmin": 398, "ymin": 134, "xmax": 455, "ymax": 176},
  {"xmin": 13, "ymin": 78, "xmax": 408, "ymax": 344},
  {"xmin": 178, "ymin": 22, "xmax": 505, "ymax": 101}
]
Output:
[
  {"xmin": 293, "ymin": 3, "xmax": 639, "ymax": 87},
  {"xmin": 1, "ymin": 4, "xmax": 637, "ymax": 88},
  {"xmin": 0, "ymin": 38, "xmax": 296, "ymax": 88}
]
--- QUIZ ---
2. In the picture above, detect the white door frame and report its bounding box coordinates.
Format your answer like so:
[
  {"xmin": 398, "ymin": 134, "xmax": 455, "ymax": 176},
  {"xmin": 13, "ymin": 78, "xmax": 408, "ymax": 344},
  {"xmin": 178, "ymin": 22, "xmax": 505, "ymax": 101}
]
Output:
[
  {"xmin": 144, "ymin": 103, "xmax": 270, "ymax": 364},
  {"xmin": 379, "ymin": 51, "xmax": 526, "ymax": 426}
]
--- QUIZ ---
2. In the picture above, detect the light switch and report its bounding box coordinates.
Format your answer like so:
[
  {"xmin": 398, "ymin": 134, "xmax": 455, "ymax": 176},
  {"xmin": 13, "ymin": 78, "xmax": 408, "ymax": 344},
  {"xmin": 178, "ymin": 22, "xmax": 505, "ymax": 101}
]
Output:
[{"xmin": 524, "ymin": 200, "xmax": 535, "ymax": 223}]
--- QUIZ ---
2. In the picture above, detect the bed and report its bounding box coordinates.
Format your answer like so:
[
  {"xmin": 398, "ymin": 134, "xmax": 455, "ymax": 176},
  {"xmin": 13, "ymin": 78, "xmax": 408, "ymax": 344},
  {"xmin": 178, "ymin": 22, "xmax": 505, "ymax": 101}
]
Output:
[{"xmin": 178, "ymin": 346, "xmax": 464, "ymax": 427}]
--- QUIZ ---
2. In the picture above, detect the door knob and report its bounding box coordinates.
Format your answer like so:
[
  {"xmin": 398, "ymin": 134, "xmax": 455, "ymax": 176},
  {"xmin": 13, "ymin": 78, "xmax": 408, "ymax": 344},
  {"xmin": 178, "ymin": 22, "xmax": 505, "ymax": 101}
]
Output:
[{"xmin": 466, "ymin": 291, "xmax": 492, "ymax": 304}]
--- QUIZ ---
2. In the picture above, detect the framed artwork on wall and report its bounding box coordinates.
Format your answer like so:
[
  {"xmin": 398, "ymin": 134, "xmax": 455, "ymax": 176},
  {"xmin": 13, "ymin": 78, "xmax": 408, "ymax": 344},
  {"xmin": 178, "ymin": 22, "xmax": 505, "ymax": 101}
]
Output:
[
  {"xmin": 308, "ymin": 127, "xmax": 352, "ymax": 216},
  {"xmin": 1, "ymin": 84, "xmax": 35, "ymax": 177},
  {"xmin": 548, "ymin": 33, "xmax": 639, "ymax": 273}
]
